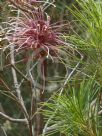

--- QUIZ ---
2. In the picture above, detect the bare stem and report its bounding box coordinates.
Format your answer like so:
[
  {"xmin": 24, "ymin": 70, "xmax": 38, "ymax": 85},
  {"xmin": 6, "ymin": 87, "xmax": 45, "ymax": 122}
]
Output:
[
  {"xmin": 9, "ymin": 45, "xmax": 33, "ymax": 135},
  {"xmin": 0, "ymin": 78, "xmax": 11, "ymax": 91},
  {"xmin": 0, "ymin": 112, "xmax": 27, "ymax": 123},
  {"xmin": 10, "ymin": 45, "xmax": 29, "ymax": 119}
]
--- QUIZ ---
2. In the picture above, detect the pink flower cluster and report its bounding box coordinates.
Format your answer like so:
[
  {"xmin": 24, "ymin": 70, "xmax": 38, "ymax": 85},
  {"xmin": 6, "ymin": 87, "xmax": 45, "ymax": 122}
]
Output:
[{"xmin": 6, "ymin": 0, "xmax": 69, "ymax": 58}]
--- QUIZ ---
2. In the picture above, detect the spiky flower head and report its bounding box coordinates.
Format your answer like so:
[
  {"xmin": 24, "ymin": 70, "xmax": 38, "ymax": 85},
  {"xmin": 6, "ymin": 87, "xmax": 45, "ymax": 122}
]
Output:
[{"xmin": 4, "ymin": 0, "xmax": 70, "ymax": 58}]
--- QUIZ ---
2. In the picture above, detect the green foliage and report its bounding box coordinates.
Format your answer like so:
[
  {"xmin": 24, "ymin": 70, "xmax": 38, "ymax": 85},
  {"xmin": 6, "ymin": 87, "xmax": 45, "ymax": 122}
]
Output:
[
  {"xmin": 66, "ymin": 0, "xmax": 102, "ymax": 83},
  {"xmin": 68, "ymin": 0, "xmax": 102, "ymax": 43},
  {"xmin": 42, "ymin": 1, "xmax": 102, "ymax": 136},
  {"xmin": 43, "ymin": 78, "xmax": 101, "ymax": 136}
]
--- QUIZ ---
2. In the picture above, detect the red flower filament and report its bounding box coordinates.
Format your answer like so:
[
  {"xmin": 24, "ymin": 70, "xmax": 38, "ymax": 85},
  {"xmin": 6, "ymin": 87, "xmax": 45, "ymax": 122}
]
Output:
[{"xmin": 5, "ymin": 6, "xmax": 69, "ymax": 58}]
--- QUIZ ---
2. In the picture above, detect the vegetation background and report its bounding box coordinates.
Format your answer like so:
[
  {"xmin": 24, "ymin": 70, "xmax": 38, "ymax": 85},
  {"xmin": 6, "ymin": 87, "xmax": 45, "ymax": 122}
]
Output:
[{"xmin": 0, "ymin": 0, "xmax": 102, "ymax": 136}]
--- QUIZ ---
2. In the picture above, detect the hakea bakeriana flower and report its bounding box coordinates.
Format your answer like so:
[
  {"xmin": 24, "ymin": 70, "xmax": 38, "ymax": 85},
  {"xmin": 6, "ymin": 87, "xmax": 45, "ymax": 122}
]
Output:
[{"xmin": 4, "ymin": 1, "xmax": 70, "ymax": 58}]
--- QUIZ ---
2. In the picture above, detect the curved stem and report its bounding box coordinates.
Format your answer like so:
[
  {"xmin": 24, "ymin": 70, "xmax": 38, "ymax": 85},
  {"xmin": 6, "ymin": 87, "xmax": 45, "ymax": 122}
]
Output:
[{"xmin": 0, "ymin": 112, "xmax": 27, "ymax": 123}]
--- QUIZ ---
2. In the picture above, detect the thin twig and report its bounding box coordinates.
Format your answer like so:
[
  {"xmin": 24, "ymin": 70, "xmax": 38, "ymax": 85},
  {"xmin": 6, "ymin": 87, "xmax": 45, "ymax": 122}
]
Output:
[
  {"xmin": 0, "ymin": 112, "xmax": 27, "ymax": 123},
  {"xmin": 0, "ymin": 78, "xmax": 11, "ymax": 91},
  {"xmin": 11, "ymin": 64, "xmax": 30, "ymax": 82},
  {"xmin": 10, "ymin": 45, "xmax": 29, "ymax": 117}
]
